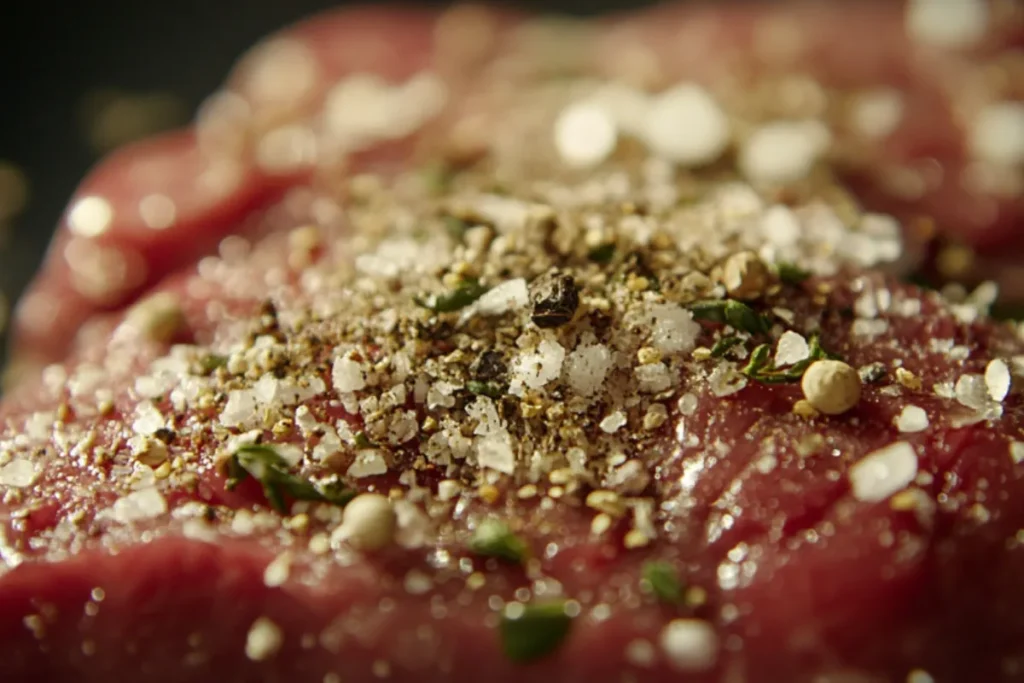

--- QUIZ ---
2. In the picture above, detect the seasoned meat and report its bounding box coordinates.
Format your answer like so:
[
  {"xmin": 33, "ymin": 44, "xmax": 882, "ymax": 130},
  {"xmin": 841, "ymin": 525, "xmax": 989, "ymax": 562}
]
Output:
[{"xmin": 2, "ymin": 4, "xmax": 1024, "ymax": 683}]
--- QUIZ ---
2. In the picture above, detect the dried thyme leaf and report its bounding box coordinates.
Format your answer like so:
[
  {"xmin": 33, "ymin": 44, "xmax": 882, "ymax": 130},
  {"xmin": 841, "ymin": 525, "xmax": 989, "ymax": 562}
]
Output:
[
  {"xmin": 353, "ymin": 431, "xmax": 376, "ymax": 448},
  {"xmin": 415, "ymin": 278, "xmax": 489, "ymax": 313},
  {"xmin": 641, "ymin": 561, "xmax": 684, "ymax": 605},
  {"xmin": 443, "ymin": 215, "xmax": 469, "ymax": 242},
  {"xmin": 710, "ymin": 335, "xmax": 743, "ymax": 358},
  {"xmin": 775, "ymin": 262, "xmax": 810, "ymax": 285},
  {"xmin": 466, "ymin": 380, "xmax": 505, "ymax": 399},
  {"xmin": 227, "ymin": 444, "xmax": 355, "ymax": 513},
  {"xmin": 499, "ymin": 601, "xmax": 574, "ymax": 663},
  {"xmin": 421, "ymin": 161, "xmax": 455, "ymax": 196},
  {"xmin": 470, "ymin": 519, "xmax": 529, "ymax": 563},
  {"xmin": 198, "ymin": 353, "xmax": 227, "ymax": 375},
  {"xmin": 690, "ymin": 299, "xmax": 769, "ymax": 335},
  {"xmin": 742, "ymin": 334, "xmax": 838, "ymax": 384}
]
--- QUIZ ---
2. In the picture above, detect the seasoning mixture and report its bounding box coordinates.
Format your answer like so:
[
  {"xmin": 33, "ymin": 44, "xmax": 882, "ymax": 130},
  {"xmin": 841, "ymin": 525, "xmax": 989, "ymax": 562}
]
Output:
[{"xmin": 2, "ymin": 3, "xmax": 1024, "ymax": 683}]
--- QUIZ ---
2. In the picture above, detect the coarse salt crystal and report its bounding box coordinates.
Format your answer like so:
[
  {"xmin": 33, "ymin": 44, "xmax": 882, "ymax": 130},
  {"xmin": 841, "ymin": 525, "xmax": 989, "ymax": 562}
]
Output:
[
  {"xmin": 565, "ymin": 343, "xmax": 613, "ymax": 397},
  {"xmin": 955, "ymin": 374, "xmax": 991, "ymax": 411},
  {"xmin": 985, "ymin": 359, "xmax": 1011, "ymax": 402},
  {"xmin": 112, "ymin": 487, "xmax": 168, "ymax": 523},
  {"xmin": 849, "ymin": 88, "xmax": 904, "ymax": 140},
  {"xmin": 849, "ymin": 441, "xmax": 918, "ymax": 503},
  {"xmin": 131, "ymin": 401, "xmax": 165, "ymax": 435},
  {"xmin": 554, "ymin": 102, "xmax": 618, "ymax": 168},
  {"xmin": 739, "ymin": 120, "xmax": 830, "ymax": 184},
  {"xmin": 509, "ymin": 340, "xmax": 566, "ymax": 395},
  {"xmin": 642, "ymin": 83, "xmax": 730, "ymax": 167},
  {"xmin": 646, "ymin": 303, "xmax": 701, "ymax": 354},
  {"xmin": 473, "ymin": 278, "xmax": 529, "ymax": 316},
  {"xmin": 477, "ymin": 433, "xmax": 516, "ymax": 474},
  {"xmin": 0, "ymin": 459, "xmax": 38, "ymax": 488},
  {"xmin": 600, "ymin": 411, "xmax": 627, "ymax": 434},
  {"xmin": 1010, "ymin": 441, "xmax": 1024, "ymax": 465},
  {"xmin": 263, "ymin": 551, "xmax": 292, "ymax": 587},
  {"xmin": 906, "ymin": 0, "xmax": 989, "ymax": 50},
  {"xmin": 346, "ymin": 450, "xmax": 388, "ymax": 478},
  {"xmin": 332, "ymin": 357, "xmax": 367, "ymax": 393},
  {"xmin": 970, "ymin": 102, "xmax": 1024, "ymax": 167},
  {"xmin": 760, "ymin": 205, "xmax": 802, "ymax": 248},
  {"xmin": 219, "ymin": 389, "xmax": 258, "ymax": 428},
  {"xmin": 708, "ymin": 363, "xmax": 747, "ymax": 397},
  {"xmin": 245, "ymin": 616, "xmax": 284, "ymax": 661},
  {"xmin": 895, "ymin": 405, "xmax": 929, "ymax": 433},
  {"xmin": 635, "ymin": 362, "xmax": 673, "ymax": 393},
  {"xmin": 774, "ymin": 330, "xmax": 810, "ymax": 367},
  {"xmin": 659, "ymin": 619, "xmax": 719, "ymax": 672}
]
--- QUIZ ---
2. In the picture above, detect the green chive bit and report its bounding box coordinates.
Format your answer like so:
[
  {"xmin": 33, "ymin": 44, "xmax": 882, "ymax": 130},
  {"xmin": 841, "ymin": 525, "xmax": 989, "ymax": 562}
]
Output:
[
  {"xmin": 775, "ymin": 262, "xmax": 810, "ymax": 285},
  {"xmin": 415, "ymin": 278, "xmax": 489, "ymax": 313},
  {"xmin": 709, "ymin": 335, "xmax": 742, "ymax": 359},
  {"xmin": 228, "ymin": 444, "xmax": 355, "ymax": 513},
  {"xmin": 641, "ymin": 561, "xmax": 685, "ymax": 605},
  {"xmin": 499, "ymin": 600, "xmax": 575, "ymax": 663},
  {"xmin": 466, "ymin": 380, "xmax": 505, "ymax": 399},
  {"xmin": 470, "ymin": 519, "xmax": 529, "ymax": 564}
]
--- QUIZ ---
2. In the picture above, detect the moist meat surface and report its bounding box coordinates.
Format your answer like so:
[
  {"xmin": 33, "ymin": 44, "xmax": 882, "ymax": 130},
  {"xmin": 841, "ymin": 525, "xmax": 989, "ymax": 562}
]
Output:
[{"xmin": 2, "ymin": 4, "xmax": 1024, "ymax": 683}]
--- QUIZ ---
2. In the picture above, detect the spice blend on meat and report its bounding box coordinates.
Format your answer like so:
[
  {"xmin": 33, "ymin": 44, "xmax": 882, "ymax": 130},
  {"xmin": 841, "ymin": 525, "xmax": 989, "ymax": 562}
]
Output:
[{"xmin": 2, "ymin": 4, "xmax": 1024, "ymax": 682}]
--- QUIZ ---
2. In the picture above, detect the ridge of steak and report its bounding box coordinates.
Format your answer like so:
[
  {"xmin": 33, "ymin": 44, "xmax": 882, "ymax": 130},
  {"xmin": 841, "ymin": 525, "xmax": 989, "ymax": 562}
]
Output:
[{"xmin": 2, "ymin": 4, "xmax": 1024, "ymax": 683}]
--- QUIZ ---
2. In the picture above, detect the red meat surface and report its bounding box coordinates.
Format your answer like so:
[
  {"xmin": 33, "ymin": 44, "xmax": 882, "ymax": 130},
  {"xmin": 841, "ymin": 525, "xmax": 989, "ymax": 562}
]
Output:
[{"xmin": 2, "ymin": 3, "xmax": 1024, "ymax": 683}]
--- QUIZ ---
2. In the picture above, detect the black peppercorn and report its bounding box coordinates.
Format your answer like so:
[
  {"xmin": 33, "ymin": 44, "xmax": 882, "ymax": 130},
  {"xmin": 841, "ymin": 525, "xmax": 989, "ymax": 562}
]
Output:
[{"xmin": 530, "ymin": 271, "xmax": 579, "ymax": 329}]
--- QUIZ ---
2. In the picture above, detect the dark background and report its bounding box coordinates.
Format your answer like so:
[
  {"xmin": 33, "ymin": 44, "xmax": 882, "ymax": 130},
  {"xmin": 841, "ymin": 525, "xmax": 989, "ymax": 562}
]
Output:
[{"xmin": 0, "ymin": 0, "xmax": 654, "ymax": 371}]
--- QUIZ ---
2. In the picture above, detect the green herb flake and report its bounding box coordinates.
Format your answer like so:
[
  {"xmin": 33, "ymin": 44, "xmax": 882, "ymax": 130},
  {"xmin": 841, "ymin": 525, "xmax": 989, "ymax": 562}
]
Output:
[
  {"xmin": 470, "ymin": 519, "xmax": 529, "ymax": 563},
  {"xmin": 741, "ymin": 333, "xmax": 839, "ymax": 384},
  {"xmin": 690, "ymin": 299, "xmax": 769, "ymax": 336},
  {"xmin": 421, "ymin": 161, "xmax": 455, "ymax": 196},
  {"xmin": 641, "ymin": 561, "xmax": 684, "ymax": 605},
  {"xmin": 198, "ymin": 353, "xmax": 227, "ymax": 375},
  {"xmin": 353, "ymin": 431, "xmax": 375, "ymax": 448},
  {"xmin": 499, "ymin": 601, "xmax": 574, "ymax": 663},
  {"xmin": 710, "ymin": 335, "xmax": 743, "ymax": 359},
  {"xmin": 443, "ymin": 216, "xmax": 469, "ymax": 242},
  {"xmin": 587, "ymin": 243, "xmax": 616, "ymax": 264},
  {"xmin": 775, "ymin": 262, "xmax": 810, "ymax": 285},
  {"xmin": 415, "ymin": 278, "xmax": 489, "ymax": 313},
  {"xmin": 227, "ymin": 444, "xmax": 355, "ymax": 513},
  {"xmin": 466, "ymin": 380, "xmax": 505, "ymax": 399}
]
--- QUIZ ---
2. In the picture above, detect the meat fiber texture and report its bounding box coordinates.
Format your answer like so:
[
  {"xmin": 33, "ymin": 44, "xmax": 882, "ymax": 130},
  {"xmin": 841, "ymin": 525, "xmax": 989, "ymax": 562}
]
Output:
[{"xmin": 2, "ymin": 3, "xmax": 1024, "ymax": 683}]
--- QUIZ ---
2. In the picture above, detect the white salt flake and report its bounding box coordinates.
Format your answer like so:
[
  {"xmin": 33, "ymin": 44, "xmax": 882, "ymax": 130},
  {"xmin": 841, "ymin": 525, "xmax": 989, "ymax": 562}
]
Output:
[
  {"xmin": 759, "ymin": 205, "xmax": 801, "ymax": 248},
  {"xmin": 473, "ymin": 278, "xmax": 529, "ymax": 316},
  {"xmin": 635, "ymin": 362, "xmax": 673, "ymax": 393},
  {"xmin": 245, "ymin": 616, "xmax": 284, "ymax": 661},
  {"xmin": 659, "ymin": 619, "xmax": 719, "ymax": 672},
  {"xmin": 112, "ymin": 487, "xmax": 168, "ymax": 523},
  {"xmin": 849, "ymin": 441, "xmax": 918, "ymax": 503},
  {"xmin": 0, "ymin": 459, "xmax": 38, "ymax": 488},
  {"xmin": 642, "ymin": 83, "xmax": 730, "ymax": 167},
  {"xmin": 509, "ymin": 340, "xmax": 566, "ymax": 395},
  {"xmin": 849, "ymin": 88, "xmax": 904, "ymax": 140},
  {"xmin": 970, "ymin": 101, "xmax": 1024, "ymax": 167},
  {"xmin": 985, "ymin": 359, "xmax": 1011, "ymax": 402},
  {"xmin": 955, "ymin": 374, "xmax": 992, "ymax": 411},
  {"xmin": 346, "ymin": 450, "xmax": 388, "ymax": 478},
  {"xmin": 554, "ymin": 102, "xmax": 618, "ymax": 168},
  {"xmin": 565, "ymin": 343, "xmax": 613, "ymax": 397},
  {"xmin": 906, "ymin": 0, "xmax": 989, "ymax": 50},
  {"xmin": 332, "ymin": 357, "xmax": 367, "ymax": 393},
  {"xmin": 895, "ymin": 405, "xmax": 929, "ymax": 433},
  {"xmin": 1010, "ymin": 441, "xmax": 1024, "ymax": 465},
  {"xmin": 220, "ymin": 389, "xmax": 259, "ymax": 428},
  {"xmin": 263, "ymin": 551, "xmax": 293, "ymax": 588},
  {"xmin": 774, "ymin": 330, "xmax": 810, "ymax": 367},
  {"xmin": 476, "ymin": 433, "xmax": 516, "ymax": 474},
  {"xmin": 599, "ymin": 411, "xmax": 628, "ymax": 434},
  {"xmin": 708, "ymin": 363, "xmax": 747, "ymax": 397},
  {"xmin": 131, "ymin": 401, "xmax": 166, "ymax": 436},
  {"xmin": 646, "ymin": 303, "xmax": 700, "ymax": 354},
  {"xmin": 739, "ymin": 120, "xmax": 831, "ymax": 184}
]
